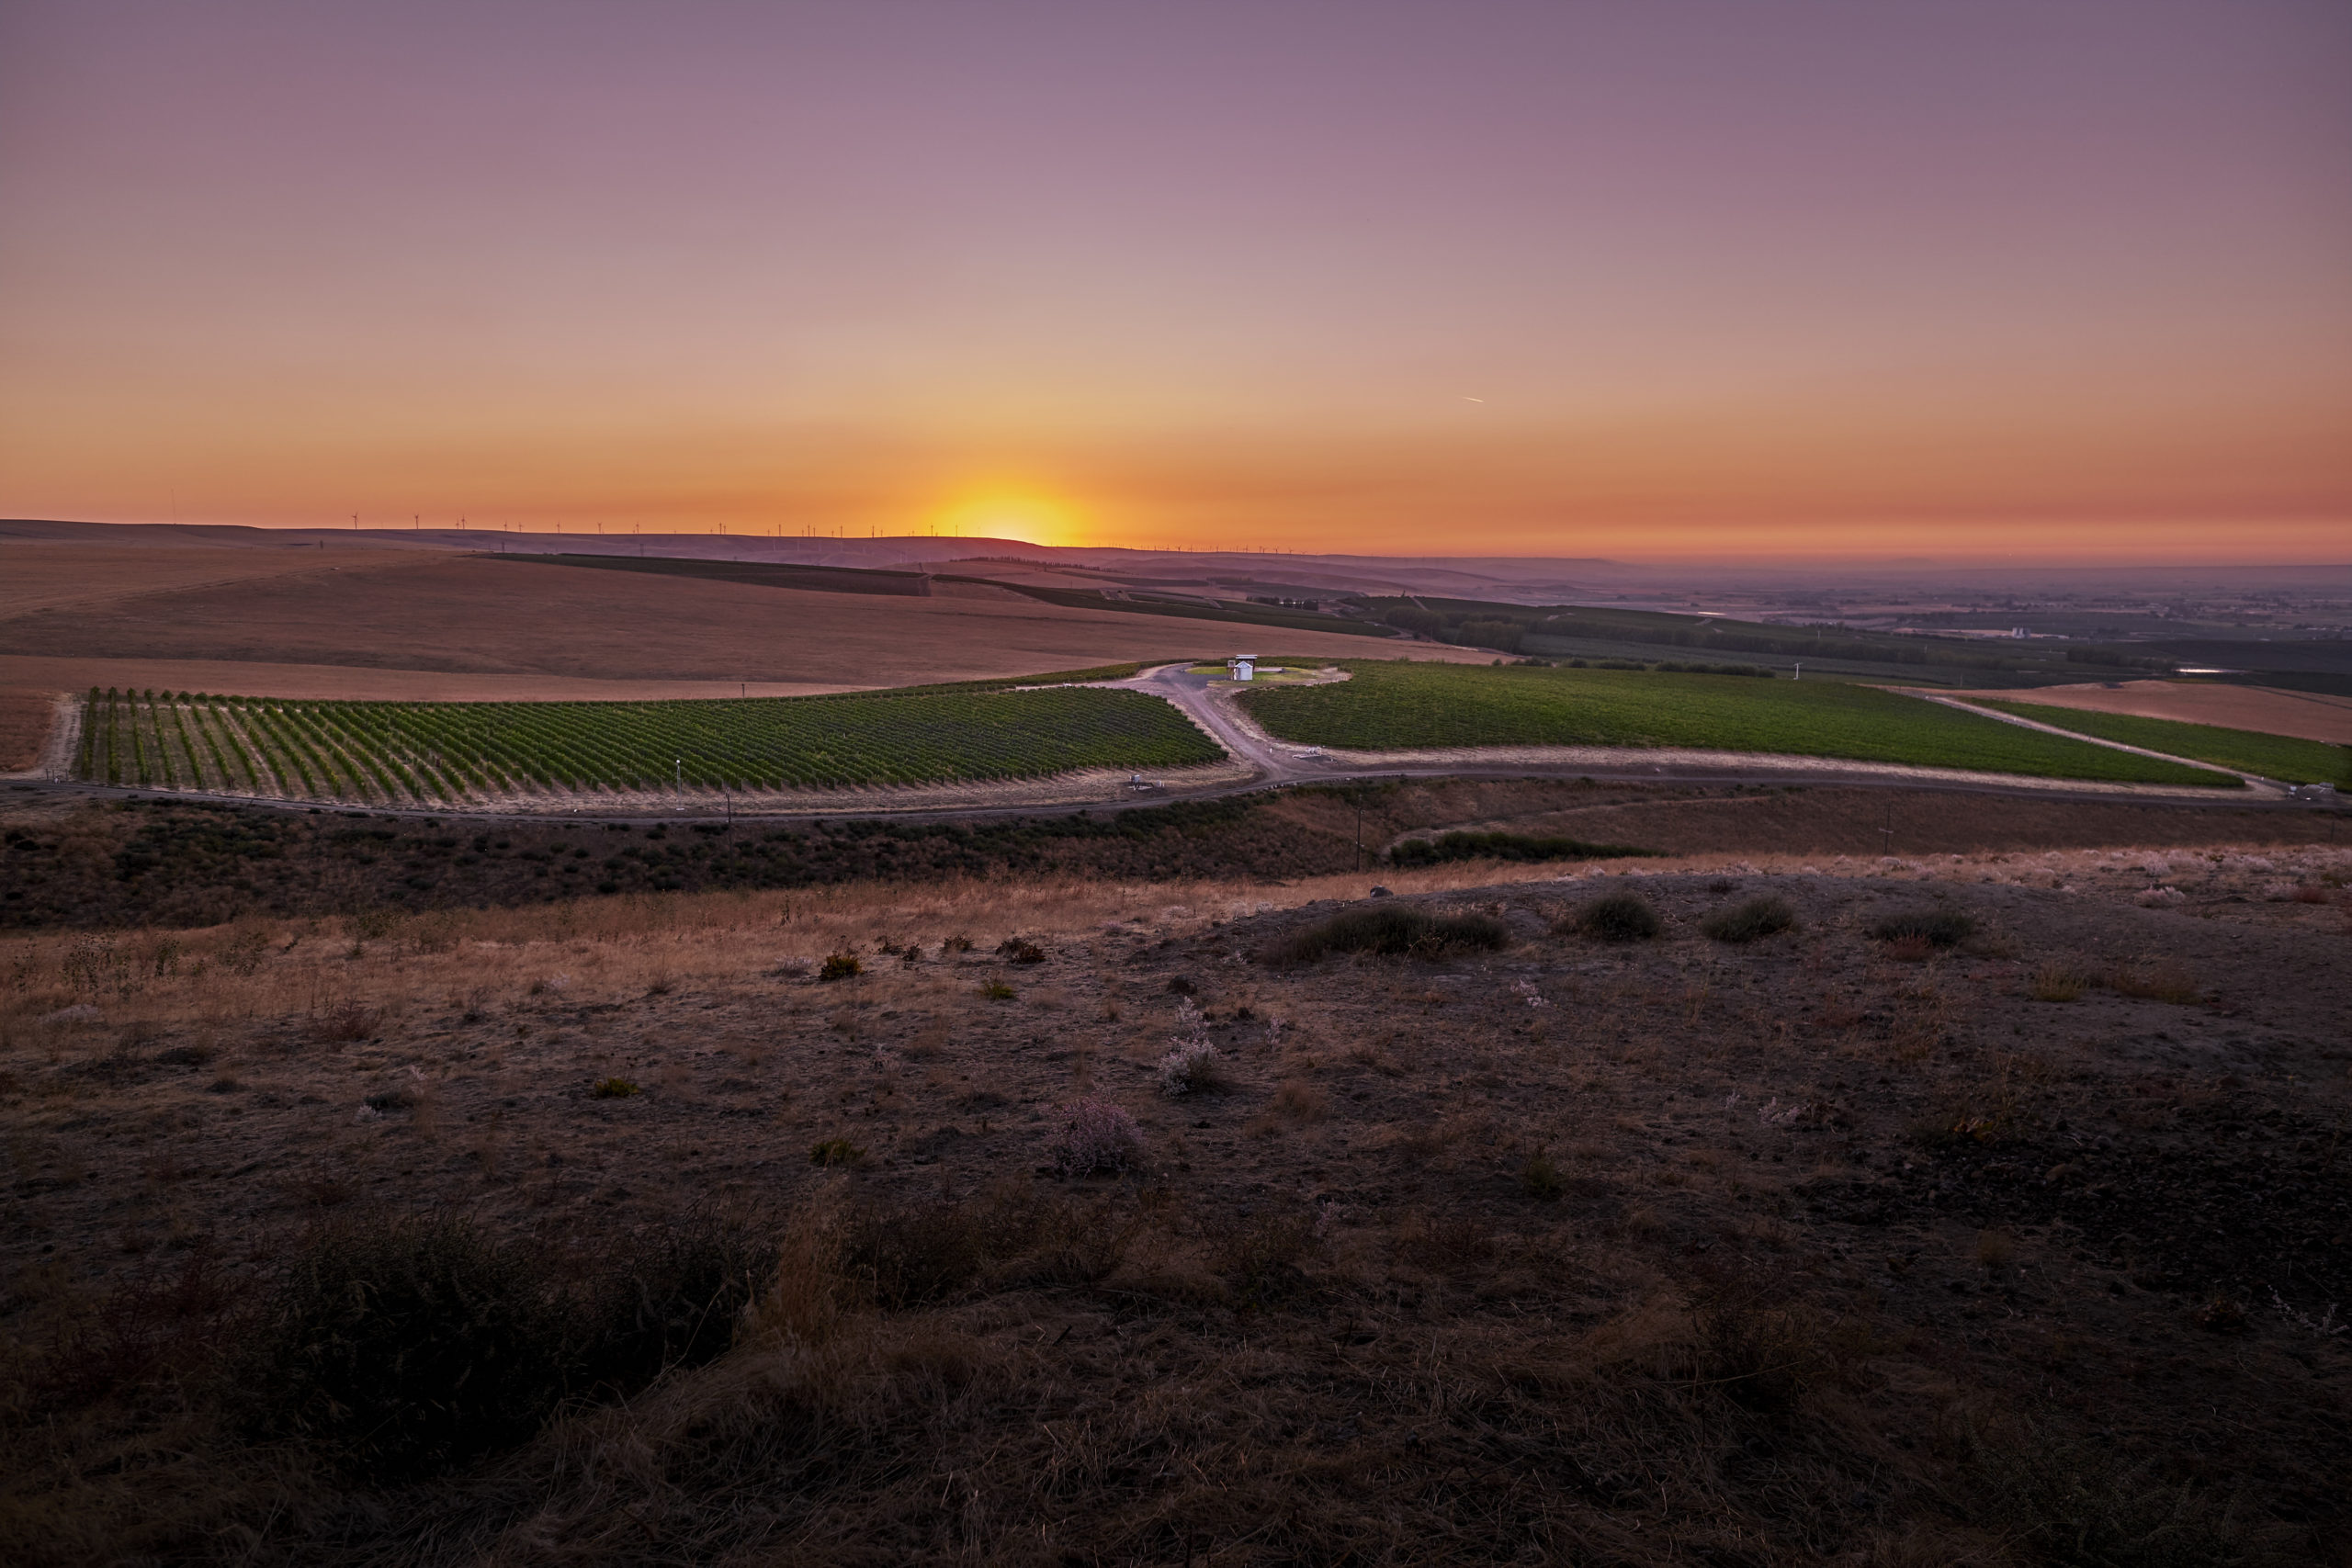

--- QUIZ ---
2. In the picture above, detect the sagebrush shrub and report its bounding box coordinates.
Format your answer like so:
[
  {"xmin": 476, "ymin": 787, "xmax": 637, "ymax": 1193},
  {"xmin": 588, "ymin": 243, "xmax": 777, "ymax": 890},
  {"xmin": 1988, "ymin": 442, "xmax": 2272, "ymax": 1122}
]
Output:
[
  {"xmin": 1702, "ymin": 896, "xmax": 1796, "ymax": 943},
  {"xmin": 306, "ymin": 1000, "xmax": 379, "ymax": 1043},
  {"xmin": 1572, "ymin": 891, "xmax": 1661, "ymax": 942},
  {"xmin": 1263, "ymin": 904, "xmax": 1509, "ymax": 965},
  {"xmin": 1156, "ymin": 999, "xmax": 1227, "ymax": 1097},
  {"xmin": 818, "ymin": 953, "xmax": 862, "ymax": 981},
  {"xmin": 1047, "ymin": 1098, "xmax": 1142, "ymax": 1177},
  {"xmin": 1871, "ymin": 908, "xmax": 1973, "ymax": 947}
]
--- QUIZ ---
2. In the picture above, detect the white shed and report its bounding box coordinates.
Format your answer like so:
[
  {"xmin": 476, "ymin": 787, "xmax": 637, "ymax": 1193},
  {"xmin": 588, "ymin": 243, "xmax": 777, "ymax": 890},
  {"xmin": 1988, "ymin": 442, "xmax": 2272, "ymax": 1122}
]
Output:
[{"xmin": 1227, "ymin": 657, "xmax": 1256, "ymax": 682}]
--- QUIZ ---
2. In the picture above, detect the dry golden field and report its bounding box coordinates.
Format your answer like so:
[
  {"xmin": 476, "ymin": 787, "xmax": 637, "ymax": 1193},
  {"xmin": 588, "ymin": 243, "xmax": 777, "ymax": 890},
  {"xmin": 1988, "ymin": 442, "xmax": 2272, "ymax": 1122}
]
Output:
[
  {"xmin": 0, "ymin": 545, "xmax": 1473, "ymax": 702},
  {"xmin": 3, "ymin": 835, "xmax": 2347, "ymax": 1565}
]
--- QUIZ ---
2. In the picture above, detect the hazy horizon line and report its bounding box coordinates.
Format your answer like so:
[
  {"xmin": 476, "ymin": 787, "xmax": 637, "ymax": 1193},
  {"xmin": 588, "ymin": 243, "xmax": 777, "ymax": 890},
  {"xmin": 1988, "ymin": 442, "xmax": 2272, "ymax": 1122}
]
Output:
[{"xmin": 10, "ymin": 516, "xmax": 2347, "ymax": 575}]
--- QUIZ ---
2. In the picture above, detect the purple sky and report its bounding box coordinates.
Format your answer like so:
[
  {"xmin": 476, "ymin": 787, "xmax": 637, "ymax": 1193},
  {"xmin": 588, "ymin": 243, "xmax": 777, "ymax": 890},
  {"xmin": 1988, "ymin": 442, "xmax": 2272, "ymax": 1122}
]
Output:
[{"xmin": 3, "ymin": 0, "xmax": 2346, "ymax": 558}]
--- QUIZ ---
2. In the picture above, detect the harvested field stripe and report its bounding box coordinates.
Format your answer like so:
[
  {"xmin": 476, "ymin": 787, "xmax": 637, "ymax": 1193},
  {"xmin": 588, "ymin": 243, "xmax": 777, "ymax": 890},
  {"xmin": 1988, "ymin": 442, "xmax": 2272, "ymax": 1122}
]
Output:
[{"xmin": 1970, "ymin": 700, "xmax": 2352, "ymax": 787}]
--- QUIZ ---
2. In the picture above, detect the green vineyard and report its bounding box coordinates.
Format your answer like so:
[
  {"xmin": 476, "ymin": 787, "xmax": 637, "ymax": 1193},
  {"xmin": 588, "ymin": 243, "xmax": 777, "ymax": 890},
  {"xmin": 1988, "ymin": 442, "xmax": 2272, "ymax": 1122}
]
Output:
[
  {"xmin": 1238, "ymin": 661, "xmax": 2243, "ymax": 787},
  {"xmin": 74, "ymin": 683, "xmax": 1224, "ymax": 806}
]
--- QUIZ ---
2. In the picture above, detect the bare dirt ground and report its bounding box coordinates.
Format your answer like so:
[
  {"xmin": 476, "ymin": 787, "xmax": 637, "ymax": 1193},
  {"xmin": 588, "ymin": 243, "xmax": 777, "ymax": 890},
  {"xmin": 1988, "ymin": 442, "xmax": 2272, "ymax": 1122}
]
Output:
[
  {"xmin": 0, "ymin": 542, "xmax": 432, "ymax": 620},
  {"xmin": 0, "ymin": 547, "xmax": 1466, "ymax": 697},
  {"xmin": 2, "ymin": 836, "xmax": 2348, "ymax": 1564},
  {"xmin": 0, "ymin": 659, "xmax": 869, "ymax": 705},
  {"xmin": 0, "ymin": 692, "xmax": 56, "ymax": 773},
  {"xmin": 1942, "ymin": 680, "xmax": 2352, "ymax": 745}
]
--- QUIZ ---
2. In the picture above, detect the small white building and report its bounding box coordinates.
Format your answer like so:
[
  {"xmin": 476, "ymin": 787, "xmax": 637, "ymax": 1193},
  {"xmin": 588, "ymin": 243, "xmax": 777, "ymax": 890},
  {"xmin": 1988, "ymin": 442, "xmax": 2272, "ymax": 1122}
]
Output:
[{"xmin": 1227, "ymin": 656, "xmax": 1256, "ymax": 682}]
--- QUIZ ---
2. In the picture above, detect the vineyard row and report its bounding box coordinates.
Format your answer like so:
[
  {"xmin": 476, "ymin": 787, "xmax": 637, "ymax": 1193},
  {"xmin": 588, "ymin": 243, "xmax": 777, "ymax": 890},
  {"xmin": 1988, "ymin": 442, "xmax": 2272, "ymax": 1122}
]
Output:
[{"xmin": 75, "ymin": 686, "xmax": 1224, "ymax": 807}]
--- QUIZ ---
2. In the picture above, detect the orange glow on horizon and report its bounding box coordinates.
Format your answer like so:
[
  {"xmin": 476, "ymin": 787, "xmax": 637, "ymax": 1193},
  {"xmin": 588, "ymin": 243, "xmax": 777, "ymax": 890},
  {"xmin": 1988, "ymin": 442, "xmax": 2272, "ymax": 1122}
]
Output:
[{"xmin": 926, "ymin": 491, "xmax": 1090, "ymax": 548}]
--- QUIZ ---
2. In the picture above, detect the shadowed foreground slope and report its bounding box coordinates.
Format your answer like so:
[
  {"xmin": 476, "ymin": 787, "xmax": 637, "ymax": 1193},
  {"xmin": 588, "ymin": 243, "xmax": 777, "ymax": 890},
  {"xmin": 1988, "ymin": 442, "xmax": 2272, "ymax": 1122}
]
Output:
[{"xmin": 3, "ymin": 844, "xmax": 2347, "ymax": 1564}]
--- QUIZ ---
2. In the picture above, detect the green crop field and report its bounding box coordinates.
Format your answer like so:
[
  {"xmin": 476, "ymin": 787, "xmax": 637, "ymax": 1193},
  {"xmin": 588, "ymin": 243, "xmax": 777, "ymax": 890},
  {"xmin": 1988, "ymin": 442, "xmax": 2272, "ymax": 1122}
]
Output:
[
  {"xmin": 75, "ymin": 682, "xmax": 1223, "ymax": 806},
  {"xmin": 1238, "ymin": 662, "xmax": 2240, "ymax": 786},
  {"xmin": 1972, "ymin": 701, "xmax": 2352, "ymax": 786}
]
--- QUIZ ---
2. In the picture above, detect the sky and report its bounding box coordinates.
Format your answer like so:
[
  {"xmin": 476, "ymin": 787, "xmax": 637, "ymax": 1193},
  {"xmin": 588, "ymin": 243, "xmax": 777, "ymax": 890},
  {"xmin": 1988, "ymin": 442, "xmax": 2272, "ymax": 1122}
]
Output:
[{"xmin": 2, "ymin": 0, "xmax": 2347, "ymax": 561}]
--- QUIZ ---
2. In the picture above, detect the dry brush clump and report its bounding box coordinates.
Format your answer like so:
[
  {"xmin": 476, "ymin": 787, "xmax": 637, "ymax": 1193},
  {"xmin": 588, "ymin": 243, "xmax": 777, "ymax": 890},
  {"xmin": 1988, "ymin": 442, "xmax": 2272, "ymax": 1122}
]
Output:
[
  {"xmin": 1153, "ymin": 998, "xmax": 1228, "ymax": 1097},
  {"xmin": 1701, "ymin": 894, "xmax": 1797, "ymax": 943},
  {"xmin": 1261, "ymin": 902, "xmax": 1511, "ymax": 964},
  {"xmin": 1871, "ymin": 907, "xmax": 1975, "ymax": 950},
  {"xmin": 1046, "ymin": 1097, "xmax": 1143, "ymax": 1176},
  {"xmin": 1566, "ymin": 889, "xmax": 1663, "ymax": 942}
]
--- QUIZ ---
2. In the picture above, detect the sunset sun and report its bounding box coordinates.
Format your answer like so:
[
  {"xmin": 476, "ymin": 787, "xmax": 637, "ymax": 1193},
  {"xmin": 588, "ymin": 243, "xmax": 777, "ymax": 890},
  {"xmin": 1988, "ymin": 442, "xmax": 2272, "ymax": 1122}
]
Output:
[{"xmin": 931, "ymin": 491, "xmax": 1086, "ymax": 547}]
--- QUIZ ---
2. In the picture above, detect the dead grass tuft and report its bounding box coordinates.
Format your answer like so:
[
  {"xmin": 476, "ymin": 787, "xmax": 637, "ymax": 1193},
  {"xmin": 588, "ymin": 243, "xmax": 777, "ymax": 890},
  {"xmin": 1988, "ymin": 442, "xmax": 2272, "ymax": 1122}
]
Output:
[
  {"xmin": 1269, "ymin": 1077, "xmax": 1328, "ymax": 1123},
  {"xmin": 2029, "ymin": 961, "xmax": 2086, "ymax": 1002},
  {"xmin": 2107, "ymin": 958, "xmax": 2200, "ymax": 1005}
]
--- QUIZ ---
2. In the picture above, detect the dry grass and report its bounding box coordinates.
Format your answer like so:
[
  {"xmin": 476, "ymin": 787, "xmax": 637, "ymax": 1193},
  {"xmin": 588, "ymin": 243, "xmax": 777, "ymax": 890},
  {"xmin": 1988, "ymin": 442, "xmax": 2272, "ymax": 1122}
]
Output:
[
  {"xmin": 2106, "ymin": 957, "xmax": 2201, "ymax": 1005},
  {"xmin": 2028, "ymin": 961, "xmax": 2087, "ymax": 1002},
  {"xmin": 0, "ymin": 690, "xmax": 54, "ymax": 772},
  {"xmin": 1, "ymin": 843, "xmax": 2347, "ymax": 1563}
]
